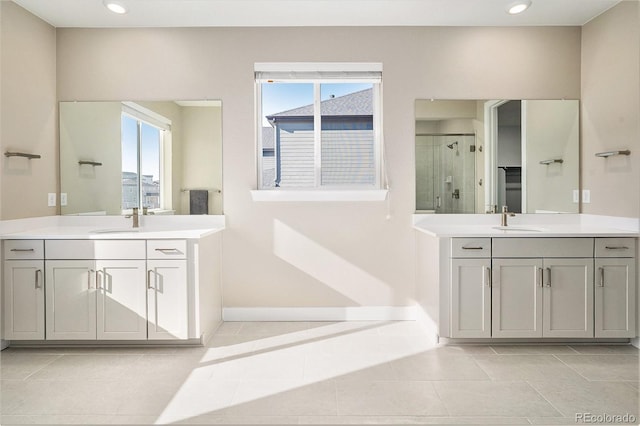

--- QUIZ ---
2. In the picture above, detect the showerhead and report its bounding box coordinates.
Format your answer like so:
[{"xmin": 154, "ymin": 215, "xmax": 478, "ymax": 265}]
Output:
[{"xmin": 446, "ymin": 141, "xmax": 458, "ymax": 149}]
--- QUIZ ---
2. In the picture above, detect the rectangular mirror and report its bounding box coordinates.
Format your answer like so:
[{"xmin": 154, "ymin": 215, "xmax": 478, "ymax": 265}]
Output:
[
  {"xmin": 415, "ymin": 99, "xmax": 579, "ymax": 214},
  {"xmin": 60, "ymin": 100, "xmax": 223, "ymax": 215}
]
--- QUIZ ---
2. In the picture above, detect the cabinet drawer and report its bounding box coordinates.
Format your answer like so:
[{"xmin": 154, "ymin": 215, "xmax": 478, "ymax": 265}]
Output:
[
  {"xmin": 451, "ymin": 238, "xmax": 491, "ymax": 258},
  {"xmin": 4, "ymin": 240, "xmax": 45, "ymax": 259},
  {"xmin": 492, "ymin": 238, "xmax": 593, "ymax": 258},
  {"xmin": 45, "ymin": 240, "xmax": 146, "ymax": 260},
  {"xmin": 147, "ymin": 240, "xmax": 187, "ymax": 259},
  {"xmin": 595, "ymin": 238, "xmax": 636, "ymax": 258}
]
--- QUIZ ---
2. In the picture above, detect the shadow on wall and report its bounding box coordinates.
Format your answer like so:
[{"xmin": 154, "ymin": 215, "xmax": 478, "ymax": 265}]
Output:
[{"xmin": 272, "ymin": 219, "xmax": 395, "ymax": 305}]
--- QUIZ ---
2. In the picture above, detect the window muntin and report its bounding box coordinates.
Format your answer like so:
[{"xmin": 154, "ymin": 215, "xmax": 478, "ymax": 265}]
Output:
[{"xmin": 256, "ymin": 64, "xmax": 382, "ymax": 190}]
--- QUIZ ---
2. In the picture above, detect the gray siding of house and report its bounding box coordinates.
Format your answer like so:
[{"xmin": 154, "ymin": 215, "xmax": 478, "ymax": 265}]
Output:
[
  {"xmin": 321, "ymin": 129, "xmax": 375, "ymax": 185},
  {"xmin": 278, "ymin": 128, "xmax": 375, "ymax": 187},
  {"xmin": 279, "ymin": 129, "xmax": 315, "ymax": 187}
]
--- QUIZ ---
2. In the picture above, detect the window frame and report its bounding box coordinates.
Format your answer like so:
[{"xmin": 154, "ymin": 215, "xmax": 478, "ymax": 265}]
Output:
[
  {"xmin": 120, "ymin": 102, "xmax": 172, "ymax": 213},
  {"xmin": 255, "ymin": 63, "xmax": 385, "ymax": 194}
]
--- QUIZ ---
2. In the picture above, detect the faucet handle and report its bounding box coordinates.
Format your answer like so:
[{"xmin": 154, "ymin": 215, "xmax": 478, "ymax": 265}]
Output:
[
  {"xmin": 132, "ymin": 207, "xmax": 139, "ymax": 215},
  {"xmin": 502, "ymin": 205, "xmax": 516, "ymax": 216}
]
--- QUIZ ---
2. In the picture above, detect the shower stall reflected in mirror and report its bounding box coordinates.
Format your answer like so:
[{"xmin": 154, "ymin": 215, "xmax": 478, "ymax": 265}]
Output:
[{"xmin": 416, "ymin": 134, "xmax": 476, "ymax": 213}]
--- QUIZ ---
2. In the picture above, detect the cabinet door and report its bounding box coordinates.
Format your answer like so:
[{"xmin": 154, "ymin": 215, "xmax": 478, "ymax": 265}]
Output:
[
  {"xmin": 492, "ymin": 258, "xmax": 543, "ymax": 338},
  {"xmin": 45, "ymin": 260, "xmax": 97, "ymax": 340},
  {"xmin": 451, "ymin": 258, "xmax": 491, "ymax": 338},
  {"xmin": 3, "ymin": 260, "xmax": 45, "ymax": 340},
  {"xmin": 96, "ymin": 260, "xmax": 147, "ymax": 340},
  {"xmin": 595, "ymin": 258, "xmax": 636, "ymax": 338},
  {"xmin": 542, "ymin": 258, "xmax": 594, "ymax": 338},
  {"xmin": 147, "ymin": 260, "xmax": 188, "ymax": 340}
]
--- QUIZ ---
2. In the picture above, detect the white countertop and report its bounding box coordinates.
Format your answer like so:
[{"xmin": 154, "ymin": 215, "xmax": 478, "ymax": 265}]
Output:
[
  {"xmin": 2, "ymin": 226, "xmax": 223, "ymax": 240},
  {"xmin": 413, "ymin": 214, "xmax": 639, "ymax": 238},
  {"xmin": 0, "ymin": 215, "xmax": 225, "ymax": 240}
]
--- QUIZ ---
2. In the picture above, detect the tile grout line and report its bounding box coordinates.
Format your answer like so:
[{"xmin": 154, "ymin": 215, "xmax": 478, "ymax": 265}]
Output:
[
  {"xmin": 523, "ymin": 379, "xmax": 567, "ymax": 420},
  {"xmin": 21, "ymin": 353, "xmax": 64, "ymax": 381},
  {"xmin": 550, "ymin": 354, "xmax": 592, "ymax": 382},
  {"xmin": 429, "ymin": 380, "xmax": 452, "ymax": 417}
]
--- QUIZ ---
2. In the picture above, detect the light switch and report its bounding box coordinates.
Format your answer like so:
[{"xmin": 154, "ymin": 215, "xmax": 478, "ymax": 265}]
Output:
[
  {"xmin": 47, "ymin": 193, "xmax": 56, "ymax": 207},
  {"xmin": 60, "ymin": 193, "xmax": 68, "ymax": 206},
  {"xmin": 572, "ymin": 190, "xmax": 579, "ymax": 203},
  {"xmin": 582, "ymin": 189, "xmax": 591, "ymax": 204}
]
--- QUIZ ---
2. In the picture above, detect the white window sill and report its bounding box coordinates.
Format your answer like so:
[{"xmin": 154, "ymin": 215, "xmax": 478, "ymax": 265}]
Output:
[{"xmin": 250, "ymin": 189, "xmax": 388, "ymax": 202}]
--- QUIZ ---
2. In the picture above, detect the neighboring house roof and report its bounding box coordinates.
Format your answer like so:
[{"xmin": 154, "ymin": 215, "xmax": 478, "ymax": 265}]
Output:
[
  {"xmin": 262, "ymin": 126, "xmax": 275, "ymax": 150},
  {"xmin": 266, "ymin": 88, "xmax": 372, "ymax": 121}
]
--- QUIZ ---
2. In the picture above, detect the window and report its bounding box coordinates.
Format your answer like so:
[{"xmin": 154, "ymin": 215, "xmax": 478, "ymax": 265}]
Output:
[
  {"xmin": 256, "ymin": 63, "xmax": 383, "ymax": 191},
  {"xmin": 121, "ymin": 103, "xmax": 171, "ymax": 212}
]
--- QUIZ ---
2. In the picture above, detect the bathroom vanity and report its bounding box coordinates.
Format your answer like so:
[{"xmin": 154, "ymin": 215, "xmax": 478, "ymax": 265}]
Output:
[
  {"xmin": 1, "ymin": 215, "xmax": 224, "ymax": 346},
  {"xmin": 415, "ymin": 214, "xmax": 639, "ymax": 342}
]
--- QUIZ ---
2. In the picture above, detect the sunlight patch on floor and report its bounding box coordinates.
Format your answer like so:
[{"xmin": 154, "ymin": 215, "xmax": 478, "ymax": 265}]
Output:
[{"xmin": 155, "ymin": 321, "xmax": 436, "ymax": 424}]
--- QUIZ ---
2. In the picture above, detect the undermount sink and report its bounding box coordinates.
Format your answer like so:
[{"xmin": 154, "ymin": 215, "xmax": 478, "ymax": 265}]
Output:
[
  {"xmin": 492, "ymin": 226, "xmax": 546, "ymax": 232},
  {"xmin": 90, "ymin": 228, "xmax": 141, "ymax": 234}
]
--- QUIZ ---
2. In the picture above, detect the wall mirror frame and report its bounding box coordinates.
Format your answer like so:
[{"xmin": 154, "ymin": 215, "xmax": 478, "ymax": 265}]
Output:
[
  {"xmin": 415, "ymin": 99, "xmax": 579, "ymax": 215},
  {"xmin": 59, "ymin": 100, "xmax": 223, "ymax": 216}
]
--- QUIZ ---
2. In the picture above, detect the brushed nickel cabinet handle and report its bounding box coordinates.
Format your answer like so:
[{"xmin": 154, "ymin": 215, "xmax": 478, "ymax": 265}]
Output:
[
  {"xmin": 485, "ymin": 266, "xmax": 491, "ymax": 287},
  {"xmin": 35, "ymin": 269, "xmax": 42, "ymax": 289},
  {"xmin": 96, "ymin": 270, "xmax": 101, "ymax": 290},
  {"xmin": 88, "ymin": 269, "xmax": 95, "ymax": 289},
  {"xmin": 605, "ymin": 246, "xmax": 629, "ymax": 250},
  {"xmin": 538, "ymin": 267, "xmax": 544, "ymax": 287},
  {"xmin": 462, "ymin": 246, "xmax": 484, "ymax": 250},
  {"xmin": 147, "ymin": 270, "xmax": 153, "ymax": 289},
  {"xmin": 155, "ymin": 248, "xmax": 181, "ymax": 253},
  {"xmin": 599, "ymin": 267, "xmax": 605, "ymax": 287},
  {"xmin": 546, "ymin": 267, "xmax": 552, "ymax": 287},
  {"xmin": 10, "ymin": 248, "xmax": 35, "ymax": 252}
]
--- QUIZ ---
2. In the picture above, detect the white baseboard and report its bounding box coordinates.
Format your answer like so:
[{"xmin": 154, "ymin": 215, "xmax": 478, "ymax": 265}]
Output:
[{"xmin": 223, "ymin": 306, "xmax": 417, "ymax": 322}]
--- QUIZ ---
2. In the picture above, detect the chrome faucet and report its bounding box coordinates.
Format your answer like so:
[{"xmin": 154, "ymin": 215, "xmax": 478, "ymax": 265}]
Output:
[
  {"xmin": 501, "ymin": 205, "xmax": 516, "ymax": 226},
  {"xmin": 125, "ymin": 207, "xmax": 140, "ymax": 228}
]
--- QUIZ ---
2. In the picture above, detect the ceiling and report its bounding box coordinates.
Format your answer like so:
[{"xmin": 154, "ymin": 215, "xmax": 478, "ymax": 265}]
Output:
[{"xmin": 12, "ymin": 0, "xmax": 621, "ymax": 28}]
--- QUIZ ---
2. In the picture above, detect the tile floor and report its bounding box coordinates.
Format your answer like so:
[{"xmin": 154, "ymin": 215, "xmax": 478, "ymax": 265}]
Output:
[{"xmin": 1, "ymin": 321, "xmax": 638, "ymax": 425}]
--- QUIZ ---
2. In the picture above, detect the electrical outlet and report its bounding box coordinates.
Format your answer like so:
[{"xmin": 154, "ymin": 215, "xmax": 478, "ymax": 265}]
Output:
[
  {"xmin": 47, "ymin": 193, "xmax": 56, "ymax": 207},
  {"xmin": 572, "ymin": 190, "xmax": 579, "ymax": 203},
  {"xmin": 582, "ymin": 189, "xmax": 591, "ymax": 204},
  {"xmin": 60, "ymin": 193, "xmax": 68, "ymax": 206}
]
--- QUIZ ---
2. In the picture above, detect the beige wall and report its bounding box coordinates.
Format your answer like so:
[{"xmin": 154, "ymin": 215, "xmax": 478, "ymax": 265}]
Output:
[
  {"xmin": 525, "ymin": 100, "xmax": 580, "ymax": 214},
  {"xmin": 581, "ymin": 1, "xmax": 640, "ymax": 218},
  {"xmin": 0, "ymin": 2, "xmax": 57, "ymax": 220},
  {"xmin": 59, "ymin": 102, "xmax": 122, "ymax": 214},
  {"xmin": 54, "ymin": 25, "xmax": 582, "ymax": 308},
  {"xmin": 0, "ymin": 10, "xmax": 583, "ymax": 308},
  {"xmin": 181, "ymin": 105, "xmax": 223, "ymax": 215}
]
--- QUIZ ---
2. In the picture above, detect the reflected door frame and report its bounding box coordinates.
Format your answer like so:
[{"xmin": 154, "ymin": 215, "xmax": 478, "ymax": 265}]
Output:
[{"xmin": 484, "ymin": 99, "xmax": 527, "ymax": 213}]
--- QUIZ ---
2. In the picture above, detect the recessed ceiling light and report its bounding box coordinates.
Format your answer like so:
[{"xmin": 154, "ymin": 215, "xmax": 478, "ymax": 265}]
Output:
[
  {"xmin": 104, "ymin": 0, "xmax": 128, "ymax": 14},
  {"xmin": 507, "ymin": 0, "xmax": 532, "ymax": 15}
]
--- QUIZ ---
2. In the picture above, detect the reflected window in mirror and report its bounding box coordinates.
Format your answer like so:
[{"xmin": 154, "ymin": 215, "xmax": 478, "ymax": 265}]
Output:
[
  {"xmin": 121, "ymin": 111, "xmax": 168, "ymax": 213},
  {"xmin": 59, "ymin": 100, "xmax": 223, "ymax": 216}
]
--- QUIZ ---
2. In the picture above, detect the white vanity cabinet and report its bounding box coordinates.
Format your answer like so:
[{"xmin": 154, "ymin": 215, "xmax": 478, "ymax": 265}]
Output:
[
  {"xmin": 594, "ymin": 238, "xmax": 637, "ymax": 338},
  {"xmin": 417, "ymin": 219, "xmax": 638, "ymax": 342},
  {"xmin": 45, "ymin": 240, "xmax": 147, "ymax": 340},
  {"xmin": 450, "ymin": 238, "xmax": 491, "ymax": 338},
  {"xmin": 492, "ymin": 238, "xmax": 594, "ymax": 338},
  {"xmin": 3, "ymin": 240, "xmax": 45, "ymax": 340},
  {"xmin": 146, "ymin": 240, "xmax": 188, "ymax": 340}
]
